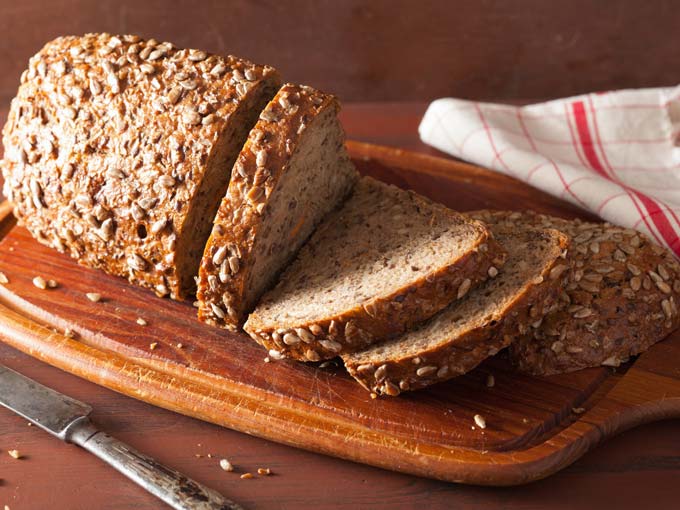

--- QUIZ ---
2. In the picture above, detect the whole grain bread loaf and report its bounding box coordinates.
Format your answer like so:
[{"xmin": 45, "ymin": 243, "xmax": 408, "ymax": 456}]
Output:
[
  {"xmin": 197, "ymin": 84, "xmax": 358, "ymax": 330},
  {"xmin": 474, "ymin": 211, "xmax": 680, "ymax": 375},
  {"xmin": 343, "ymin": 219, "xmax": 569, "ymax": 396},
  {"xmin": 1, "ymin": 33, "xmax": 281, "ymax": 299},
  {"xmin": 244, "ymin": 177, "xmax": 507, "ymax": 362}
]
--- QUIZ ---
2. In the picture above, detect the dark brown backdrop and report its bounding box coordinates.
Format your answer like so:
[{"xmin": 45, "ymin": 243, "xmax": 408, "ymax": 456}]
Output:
[{"xmin": 0, "ymin": 0, "xmax": 678, "ymax": 106}]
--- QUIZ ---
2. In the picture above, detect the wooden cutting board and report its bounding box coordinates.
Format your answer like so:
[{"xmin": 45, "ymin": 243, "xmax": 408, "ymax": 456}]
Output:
[{"xmin": 0, "ymin": 141, "xmax": 678, "ymax": 486}]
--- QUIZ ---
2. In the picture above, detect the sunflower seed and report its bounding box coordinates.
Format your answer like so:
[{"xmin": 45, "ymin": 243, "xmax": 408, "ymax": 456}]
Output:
[
  {"xmin": 657, "ymin": 280, "xmax": 672, "ymax": 294},
  {"xmin": 228, "ymin": 256, "xmax": 240, "ymax": 274},
  {"xmin": 32, "ymin": 276, "xmax": 47, "ymax": 289},
  {"xmin": 382, "ymin": 381, "xmax": 400, "ymax": 396},
  {"xmin": 662, "ymin": 299, "xmax": 673, "ymax": 319},
  {"xmin": 630, "ymin": 276, "xmax": 641, "ymax": 291},
  {"xmin": 212, "ymin": 245, "xmax": 227, "ymax": 265},
  {"xmin": 658, "ymin": 264, "xmax": 670, "ymax": 281},
  {"xmin": 457, "ymin": 278, "xmax": 472, "ymax": 299},
  {"xmin": 86, "ymin": 292, "xmax": 101, "ymax": 302},
  {"xmin": 210, "ymin": 303, "xmax": 226, "ymax": 319},
  {"xmin": 219, "ymin": 459, "xmax": 234, "ymax": 472},
  {"xmin": 416, "ymin": 366, "xmax": 437, "ymax": 377},
  {"xmin": 150, "ymin": 218, "xmax": 168, "ymax": 235},
  {"xmin": 296, "ymin": 328, "xmax": 315, "ymax": 343},
  {"xmin": 374, "ymin": 364, "xmax": 388, "ymax": 381},
  {"xmin": 549, "ymin": 264, "xmax": 569, "ymax": 280},
  {"xmin": 319, "ymin": 339, "xmax": 342, "ymax": 353},
  {"xmin": 188, "ymin": 49, "xmax": 207, "ymax": 62},
  {"xmin": 283, "ymin": 333, "xmax": 300, "ymax": 345},
  {"xmin": 488, "ymin": 266, "xmax": 499, "ymax": 278}
]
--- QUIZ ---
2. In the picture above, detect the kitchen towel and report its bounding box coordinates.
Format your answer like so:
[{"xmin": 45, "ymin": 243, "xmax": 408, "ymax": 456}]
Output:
[{"xmin": 418, "ymin": 87, "xmax": 680, "ymax": 258}]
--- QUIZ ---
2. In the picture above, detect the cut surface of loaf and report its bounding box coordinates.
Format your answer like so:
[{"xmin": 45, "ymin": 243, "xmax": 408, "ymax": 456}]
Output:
[
  {"xmin": 244, "ymin": 177, "xmax": 507, "ymax": 361},
  {"xmin": 475, "ymin": 211, "xmax": 680, "ymax": 375},
  {"xmin": 1, "ymin": 33, "xmax": 281, "ymax": 299},
  {"xmin": 343, "ymin": 219, "xmax": 569, "ymax": 396},
  {"xmin": 197, "ymin": 83, "xmax": 358, "ymax": 329}
]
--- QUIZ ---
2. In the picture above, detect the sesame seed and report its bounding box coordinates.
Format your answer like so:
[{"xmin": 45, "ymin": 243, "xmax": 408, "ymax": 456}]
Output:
[
  {"xmin": 257, "ymin": 468, "xmax": 271, "ymax": 476},
  {"xmin": 0, "ymin": 272, "xmax": 9, "ymax": 284},
  {"xmin": 240, "ymin": 473, "xmax": 254, "ymax": 480},
  {"xmin": 149, "ymin": 342, "xmax": 158, "ymax": 350},
  {"xmin": 473, "ymin": 414, "xmax": 487, "ymax": 429},
  {"xmin": 176, "ymin": 343, "xmax": 183, "ymax": 349},
  {"xmin": 64, "ymin": 328, "xmax": 76, "ymax": 339},
  {"xmin": 136, "ymin": 317, "xmax": 147, "ymax": 326},
  {"xmin": 86, "ymin": 292, "xmax": 102, "ymax": 302},
  {"xmin": 486, "ymin": 374, "xmax": 495, "ymax": 388},
  {"xmin": 572, "ymin": 407, "xmax": 586, "ymax": 414},
  {"xmin": 47, "ymin": 279, "xmax": 58, "ymax": 288},
  {"xmin": 32, "ymin": 276, "xmax": 47, "ymax": 289},
  {"xmin": 8, "ymin": 449, "xmax": 21, "ymax": 459}
]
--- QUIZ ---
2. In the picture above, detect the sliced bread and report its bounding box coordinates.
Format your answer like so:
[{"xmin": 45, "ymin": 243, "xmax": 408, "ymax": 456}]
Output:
[
  {"xmin": 1, "ymin": 33, "xmax": 281, "ymax": 299},
  {"xmin": 197, "ymin": 83, "xmax": 358, "ymax": 329},
  {"xmin": 244, "ymin": 176, "xmax": 507, "ymax": 362},
  {"xmin": 343, "ymin": 218, "xmax": 569, "ymax": 396},
  {"xmin": 477, "ymin": 211, "xmax": 680, "ymax": 375}
]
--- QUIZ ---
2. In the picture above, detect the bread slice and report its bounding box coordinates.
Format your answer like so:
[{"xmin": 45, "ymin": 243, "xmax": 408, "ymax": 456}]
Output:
[
  {"xmin": 479, "ymin": 211, "xmax": 680, "ymax": 375},
  {"xmin": 1, "ymin": 33, "xmax": 281, "ymax": 299},
  {"xmin": 197, "ymin": 83, "xmax": 358, "ymax": 329},
  {"xmin": 343, "ymin": 218, "xmax": 569, "ymax": 396},
  {"xmin": 244, "ymin": 177, "xmax": 507, "ymax": 362}
]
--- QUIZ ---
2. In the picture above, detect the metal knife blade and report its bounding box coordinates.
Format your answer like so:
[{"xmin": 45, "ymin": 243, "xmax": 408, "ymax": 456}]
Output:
[
  {"xmin": 0, "ymin": 364, "xmax": 91, "ymax": 440},
  {"xmin": 0, "ymin": 363, "xmax": 242, "ymax": 509}
]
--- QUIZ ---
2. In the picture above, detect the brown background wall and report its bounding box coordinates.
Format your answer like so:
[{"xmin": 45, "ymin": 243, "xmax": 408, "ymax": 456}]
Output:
[{"xmin": 0, "ymin": 0, "xmax": 678, "ymax": 106}]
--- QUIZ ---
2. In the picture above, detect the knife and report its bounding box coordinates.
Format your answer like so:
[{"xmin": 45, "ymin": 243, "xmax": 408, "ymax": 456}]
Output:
[{"xmin": 0, "ymin": 363, "xmax": 243, "ymax": 510}]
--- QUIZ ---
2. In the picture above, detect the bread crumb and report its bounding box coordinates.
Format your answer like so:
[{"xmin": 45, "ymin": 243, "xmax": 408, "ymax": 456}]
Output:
[
  {"xmin": 136, "ymin": 317, "xmax": 147, "ymax": 326},
  {"xmin": 473, "ymin": 414, "xmax": 487, "ymax": 429},
  {"xmin": 86, "ymin": 292, "xmax": 102, "ymax": 302},
  {"xmin": 0, "ymin": 271, "xmax": 9, "ymax": 284},
  {"xmin": 240, "ymin": 473, "xmax": 253, "ymax": 480},
  {"xmin": 8, "ymin": 449, "xmax": 21, "ymax": 459},
  {"xmin": 257, "ymin": 467, "xmax": 271, "ymax": 476},
  {"xmin": 219, "ymin": 458, "xmax": 234, "ymax": 472},
  {"xmin": 149, "ymin": 342, "xmax": 158, "ymax": 350}
]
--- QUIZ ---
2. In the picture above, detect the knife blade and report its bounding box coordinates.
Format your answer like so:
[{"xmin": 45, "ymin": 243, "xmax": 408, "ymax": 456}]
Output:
[{"xmin": 0, "ymin": 363, "xmax": 243, "ymax": 510}]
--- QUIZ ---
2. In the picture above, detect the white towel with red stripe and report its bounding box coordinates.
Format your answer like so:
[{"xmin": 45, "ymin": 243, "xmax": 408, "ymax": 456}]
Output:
[{"xmin": 418, "ymin": 87, "xmax": 680, "ymax": 259}]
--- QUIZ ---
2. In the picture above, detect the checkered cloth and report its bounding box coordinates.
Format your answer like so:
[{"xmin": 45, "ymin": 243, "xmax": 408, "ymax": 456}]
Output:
[{"xmin": 419, "ymin": 87, "xmax": 680, "ymax": 259}]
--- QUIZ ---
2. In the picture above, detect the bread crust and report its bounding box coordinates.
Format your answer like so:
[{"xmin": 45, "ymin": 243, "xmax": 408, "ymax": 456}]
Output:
[
  {"xmin": 244, "ymin": 211, "xmax": 508, "ymax": 362},
  {"xmin": 482, "ymin": 211, "xmax": 680, "ymax": 375},
  {"xmin": 343, "ymin": 224, "xmax": 570, "ymax": 396},
  {"xmin": 197, "ymin": 83, "xmax": 358, "ymax": 329},
  {"xmin": 1, "ymin": 33, "xmax": 280, "ymax": 299}
]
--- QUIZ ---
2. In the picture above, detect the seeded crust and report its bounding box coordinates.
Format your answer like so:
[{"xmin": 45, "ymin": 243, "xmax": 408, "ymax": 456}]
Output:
[
  {"xmin": 197, "ymin": 84, "xmax": 358, "ymax": 330},
  {"xmin": 1, "ymin": 33, "xmax": 281, "ymax": 299},
  {"xmin": 474, "ymin": 210, "xmax": 680, "ymax": 375},
  {"xmin": 244, "ymin": 177, "xmax": 507, "ymax": 362},
  {"xmin": 343, "ymin": 221, "xmax": 569, "ymax": 396}
]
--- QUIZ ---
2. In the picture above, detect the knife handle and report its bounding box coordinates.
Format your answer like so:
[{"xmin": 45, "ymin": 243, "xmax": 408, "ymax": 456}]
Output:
[{"xmin": 67, "ymin": 418, "xmax": 243, "ymax": 510}]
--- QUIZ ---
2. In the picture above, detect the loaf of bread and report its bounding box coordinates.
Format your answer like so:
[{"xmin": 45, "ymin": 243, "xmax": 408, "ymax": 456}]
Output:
[
  {"xmin": 244, "ymin": 176, "xmax": 507, "ymax": 361},
  {"xmin": 1, "ymin": 33, "xmax": 281, "ymax": 299},
  {"xmin": 197, "ymin": 83, "xmax": 358, "ymax": 329},
  {"xmin": 343, "ymin": 218, "xmax": 569, "ymax": 396},
  {"xmin": 474, "ymin": 211, "xmax": 680, "ymax": 375}
]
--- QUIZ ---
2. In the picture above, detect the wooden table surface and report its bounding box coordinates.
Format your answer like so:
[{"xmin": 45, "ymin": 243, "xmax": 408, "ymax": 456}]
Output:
[{"xmin": 0, "ymin": 104, "xmax": 679, "ymax": 510}]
